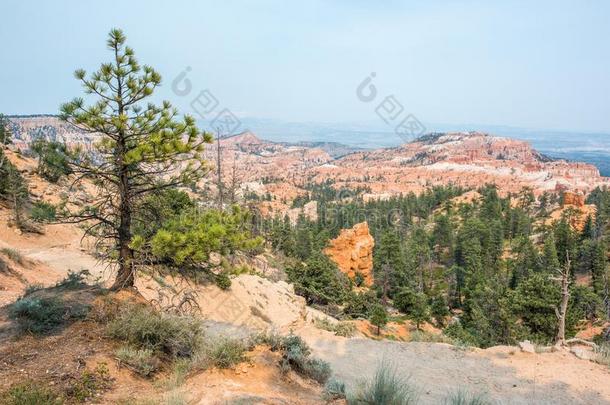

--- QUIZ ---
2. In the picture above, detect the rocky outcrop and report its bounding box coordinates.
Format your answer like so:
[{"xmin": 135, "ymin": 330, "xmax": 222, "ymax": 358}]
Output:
[
  {"xmin": 312, "ymin": 132, "xmax": 609, "ymax": 198},
  {"xmin": 562, "ymin": 190, "xmax": 585, "ymax": 207},
  {"xmin": 8, "ymin": 119, "xmax": 610, "ymax": 215},
  {"xmin": 286, "ymin": 200, "xmax": 318, "ymax": 224},
  {"xmin": 324, "ymin": 222, "xmax": 375, "ymax": 286},
  {"xmin": 7, "ymin": 115, "xmax": 97, "ymax": 152}
]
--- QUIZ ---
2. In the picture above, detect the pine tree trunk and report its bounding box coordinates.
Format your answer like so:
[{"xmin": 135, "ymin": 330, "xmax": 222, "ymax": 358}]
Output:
[
  {"xmin": 111, "ymin": 83, "xmax": 134, "ymax": 290},
  {"xmin": 555, "ymin": 253, "xmax": 571, "ymax": 346}
]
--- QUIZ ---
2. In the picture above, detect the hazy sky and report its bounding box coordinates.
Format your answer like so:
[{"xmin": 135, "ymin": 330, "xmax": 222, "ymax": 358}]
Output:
[{"xmin": 2, "ymin": 0, "xmax": 610, "ymax": 133}]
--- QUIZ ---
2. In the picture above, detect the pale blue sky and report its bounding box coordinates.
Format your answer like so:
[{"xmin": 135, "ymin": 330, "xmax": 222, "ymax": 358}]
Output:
[{"xmin": 2, "ymin": 0, "xmax": 610, "ymax": 133}]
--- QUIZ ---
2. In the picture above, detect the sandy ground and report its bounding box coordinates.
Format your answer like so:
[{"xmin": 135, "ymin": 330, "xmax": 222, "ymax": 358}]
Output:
[{"xmin": 298, "ymin": 325, "xmax": 610, "ymax": 405}]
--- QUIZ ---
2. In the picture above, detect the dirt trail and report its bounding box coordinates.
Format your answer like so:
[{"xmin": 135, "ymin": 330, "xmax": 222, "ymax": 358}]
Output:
[{"xmin": 298, "ymin": 325, "xmax": 610, "ymax": 405}]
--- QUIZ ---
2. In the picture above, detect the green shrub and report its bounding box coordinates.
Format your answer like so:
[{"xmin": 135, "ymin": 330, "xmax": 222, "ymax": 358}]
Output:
[
  {"xmin": 30, "ymin": 201, "xmax": 57, "ymax": 222},
  {"xmin": 23, "ymin": 283, "xmax": 44, "ymax": 296},
  {"xmin": 249, "ymin": 331, "xmax": 285, "ymax": 351},
  {"xmin": 253, "ymin": 332, "xmax": 332, "ymax": 384},
  {"xmin": 1, "ymin": 247, "xmax": 24, "ymax": 265},
  {"xmin": 315, "ymin": 318, "xmax": 356, "ymax": 337},
  {"xmin": 443, "ymin": 390, "xmax": 490, "ymax": 405},
  {"xmin": 280, "ymin": 335, "xmax": 331, "ymax": 383},
  {"xmin": 9, "ymin": 296, "xmax": 89, "ymax": 334},
  {"xmin": 0, "ymin": 383, "xmax": 62, "ymax": 405},
  {"xmin": 594, "ymin": 342, "xmax": 610, "ymax": 367},
  {"xmin": 324, "ymin": 377, "xmax": 346, "ymax": 400},
  {"xmin": 65, "ymin": 363, "xmax": 112, "ymax": 402},
  {"xmin": 55, "ymin": 270, "xmax": 89, "ymax": 289},
  {"xmin": 443, "ymin": 322, "xmax": 479, "ymax": 347},
  {"xmin": 344, "ymin": 290, "xmax": 376, "ymax": 319},
  {"xmin": 408, "ymin": 330, "xmax": 455, "ymax": 344},
  {"xmin": 107, "ymin": 305, "xmax": 203, "ymax": 358},
  {"xmin": 285, "ymin": 251, "xmax": 349, "ymax": 306},
  {"xmin": 216, "ymin": 272, "xmax": 232, "ymax": 290},
  {"xmin": 116, "ymin": 346, "xmax": 160, "ymax": 377},
  {"xmin": 197, "ymin": 337, "xmax": 247, "ymax": 369},
  {"xmin": 30, "ymin": 138, "xmax": 73, "ymax": 183},
  {"xmin": 301, "ymin": 357, "xmax": 332, "ymax": 384},
  {"xmin": 348, "ymin": 359, "xmax": 418, "ymax": 405}
]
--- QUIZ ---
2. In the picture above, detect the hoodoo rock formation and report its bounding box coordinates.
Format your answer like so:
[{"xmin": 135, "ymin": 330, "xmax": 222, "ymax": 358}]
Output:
[{"xmin": 324, "ymin": 222, "xmax": 375, "ymax": 286}]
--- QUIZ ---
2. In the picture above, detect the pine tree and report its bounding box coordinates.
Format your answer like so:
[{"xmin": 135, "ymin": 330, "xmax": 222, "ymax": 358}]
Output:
[
  {"xmin": 30, "ymin": 139, "xmax": 73, "ymax": 183},
  {"xmin": 410, "ymin": 291, "xmax": 430, "ymax": 330},
  {"xmin": 554, "ymin": 217, "xmax": 576, "ymax": 269},
  {"xmin": 369, "ymin": 303, "xmax": 388, "ymax": 335},
  {"xmin": 541, "ymin": 232, "xmax": 560, "ymax": 273},
  {"xmin": 0, "ymin": 114, "xmax": 11, "ymax": 177},
  {"xmin": 510, "ymin": 236, "xmax": 540, "ymax": 288},
  {"xmin": 0, "ymin": 114, "xmax": 10, "ymax": 146},
  {"xmin": 0, "ymin": 158, "xmax": 28, "ymax": 227},
  {"xmin": 405, "ymin": 226, "xmax": 432, "ymax": 292},
  {"xmin": 581, "ymin": 215, "xmax": 595, "ymax": 240},
  {"xmin": 59, "ymin": 29, "xmax": 212, "ymax": 289},
  {"xmin": 373, "ymin": 230, "xmax": 406, "ymax": 295}
]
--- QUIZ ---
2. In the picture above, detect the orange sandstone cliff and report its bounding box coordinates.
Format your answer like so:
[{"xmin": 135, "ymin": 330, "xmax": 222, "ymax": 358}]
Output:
[{"xmin": 324, "ymin": 222, "xmax": 375, "ymax": 286}]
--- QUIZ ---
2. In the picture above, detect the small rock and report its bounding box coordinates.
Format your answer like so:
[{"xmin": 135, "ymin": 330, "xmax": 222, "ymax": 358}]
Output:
[
  {"xmin": 518, "ymin": 340, "xmax": 536, "ymax": 353},
  {"xmin": 209, "ymin": 252, "xmax": 222, "ymax": 266}
]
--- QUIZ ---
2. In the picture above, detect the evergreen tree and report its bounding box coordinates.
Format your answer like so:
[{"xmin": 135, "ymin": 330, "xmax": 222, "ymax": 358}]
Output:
[
  {"xmin": 59, "ymin": 29, "xmax": 212, "ymax": 289},
  {"xmin": 0, "ymin": 114, "xmax": 10, "ymax": 146},
  {"xmin": 369, "ymin": 303, "xmax": 388, "ymax": 335},
  {"xmin": 510, "ymin": 236, "xmax": 540, "ymax": 288},
  {"xmin": 30, "ymin": 139, "xmax": 73, "ymax": 183},
  {"xmin": 581, "ymin": 215, "xmax": 595, "ymax": 240},
  {"xmin": 554, "ymin": 217, "xmax": 576, "ymax": 269},
  {"xmin": 145, "ymin": 205, "xmax": 263, "ymax": 274},
  {"xmin": 510, "ymin": 273, "xmax": 576, "ymax": 343},
  {"xmin": 541, "ymin": 232, "xmax": 560, "ymax": 273},
  {"xmin": 404, "ymin": 226, "xmax": 432, "ymax": 292},
  {"xmin": 373, "ymin": 230, "xmax": 406, "ymax": 296},
  {"xmin": 0, "ymin": 156, "xmax": 28, "ymax": 227},
  {"xmin": 285, "ymin": 251, "xmax": 348, "ymax": 305},
  {"xmin": 430, "ymin": 295, "xmax": 450, "ymax": 327},
  {"xmin": 432, "ymin": 213, "xmax": 454, "ymax": 263},
  {"xmin": 410, "ymin": 291, "xmax": 431, "ymax": 330},
  {"xmin": 576, "ymin": 241, "xmax": 607, "ymax": 295}
]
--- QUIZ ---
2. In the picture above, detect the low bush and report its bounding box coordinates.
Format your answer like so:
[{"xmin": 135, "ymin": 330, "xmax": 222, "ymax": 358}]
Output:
[
  {"xmin": 30, "ymin": 201, "xmax": 57, "ymax": 222},
  {"xmin": 324, "ymin": 377, "xmax": 347, "ymax": 400},
  {"xmin": 443, "ymin": 322, "xmax": 479, "ymax": 347},
  {"xmin": 1, "ymin": 247, "xmax": 24, "ymax": 265},
  {"xmin": 443, "ymin": 389, "xmax": 490, "ymax": 405},
  {"xmin": 116, "ymin": 346, "xmax": 159, "ymax": 377},
  {"xmin": 65, "ymin": 363, "xmax": 112, "ymax": 402},
  {"xmin": 408, "ymin": 330, "xmax": 455, "ymax": 344},
  {"xmin": 106, "ymin": 305, "xmax": 203, "ymax": 358},
  {"xmin": 252, "ymin": 332, "xmax": 332, "ymax": 383},
  {"xmin": 55, "ymin": 270, "xmax": 89, "ymax": 289},
  {"xmin": 203, "ymin": 337, "xmax": 247, "ymax": 369},
  {"xmin": 0, "ymin": 383, "xmax": 62, "ymax": 405},
  {"xmin": 249, "ymin": 331, "xmax": 285, "ymax": 351},
  {"xmin": 315, "ymin": 318, "xmax": 356, "ymax": 337},
  {"xmin": 9, "ymin": 295, "xmax": 89, "ymax": 335},
  {"xmin": 594, "ymin": 342, "xmax": 610, "ymax": 367},
  {"xmin": 348, "ymin": 359, "xmax": 418, "ymax": 405},
  {"xmin": 280, "ymin": 335, "xmax": 331, "ymax": 383},
  {"xmin": 23, "ymin": 283, "xmax": 44, "ymax": 296}
]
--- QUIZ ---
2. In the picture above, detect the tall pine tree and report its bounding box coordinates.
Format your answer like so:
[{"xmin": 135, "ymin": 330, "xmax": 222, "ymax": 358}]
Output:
[{"xmin": 60, "ymin": 29, "xmax": 212, "ymax": 289}]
